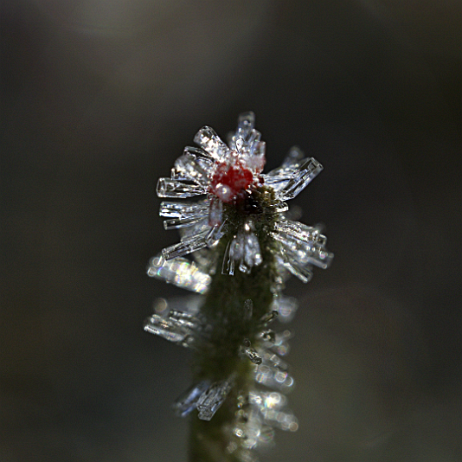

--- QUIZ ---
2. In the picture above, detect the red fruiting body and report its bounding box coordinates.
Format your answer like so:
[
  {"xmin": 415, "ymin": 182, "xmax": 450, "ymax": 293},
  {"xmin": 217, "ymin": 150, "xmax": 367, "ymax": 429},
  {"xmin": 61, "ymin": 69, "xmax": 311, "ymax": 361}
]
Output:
[{"xmin": 209, "ymin": 160, "xmax": 254, "ymax": 203}]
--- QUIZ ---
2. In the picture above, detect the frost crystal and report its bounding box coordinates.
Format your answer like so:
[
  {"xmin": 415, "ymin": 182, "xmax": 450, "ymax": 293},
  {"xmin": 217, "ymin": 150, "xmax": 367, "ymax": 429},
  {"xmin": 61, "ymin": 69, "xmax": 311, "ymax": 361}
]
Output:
[
  {"xmin": 196, "ymin": 379, "xmax": 234, "ymax": 421},
  {"xmin": 143, "ymin": 313, "xmax": 195, "ymax": 348},
  {"xmin": 147, "ymin": 255, "xmax": 211, "ymax": 294},
  {"xmin": 243, "ymin": 339, "xmax": 263, "ymax": 365},
  {"xmin": 173, "ymin": 381, "xmax": 211, "ymax": 417}
]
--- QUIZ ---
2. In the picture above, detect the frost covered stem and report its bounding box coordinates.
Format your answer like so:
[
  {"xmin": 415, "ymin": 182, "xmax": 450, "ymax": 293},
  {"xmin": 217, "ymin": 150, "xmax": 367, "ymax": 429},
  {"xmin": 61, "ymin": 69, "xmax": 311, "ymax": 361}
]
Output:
[
  {"xmin": 189, "ymin": 193, "xmax": 278, "ymax": 461},
  {"xmin": 147, "ymin": 112, "xmax": 333, "ymax": 462}
]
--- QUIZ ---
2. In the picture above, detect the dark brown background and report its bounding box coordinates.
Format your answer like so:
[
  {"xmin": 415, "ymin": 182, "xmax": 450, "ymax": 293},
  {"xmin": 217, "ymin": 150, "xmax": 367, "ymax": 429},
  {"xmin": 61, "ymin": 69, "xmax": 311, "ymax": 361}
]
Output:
[{"xmin": 1, "ymin": 1, "xmax": 460, "ymax": 461}]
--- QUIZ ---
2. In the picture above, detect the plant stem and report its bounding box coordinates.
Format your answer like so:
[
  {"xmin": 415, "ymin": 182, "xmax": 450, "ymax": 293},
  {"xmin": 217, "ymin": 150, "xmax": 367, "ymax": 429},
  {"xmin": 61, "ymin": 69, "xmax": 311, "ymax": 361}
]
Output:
[{"xmin": 188, "ymin": 188, "xmax": 278, "ymax": 461}]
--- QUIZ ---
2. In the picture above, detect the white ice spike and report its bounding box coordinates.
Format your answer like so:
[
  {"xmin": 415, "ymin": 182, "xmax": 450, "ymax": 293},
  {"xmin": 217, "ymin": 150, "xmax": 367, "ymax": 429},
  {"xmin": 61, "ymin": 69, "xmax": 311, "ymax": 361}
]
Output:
[
  {"xmin": 147, "ymin": 255, "xmax": 211, "ymax": 293},
  {"xmin": 196, "ymin": 379, "xmax": 233, "ymax": 421}
]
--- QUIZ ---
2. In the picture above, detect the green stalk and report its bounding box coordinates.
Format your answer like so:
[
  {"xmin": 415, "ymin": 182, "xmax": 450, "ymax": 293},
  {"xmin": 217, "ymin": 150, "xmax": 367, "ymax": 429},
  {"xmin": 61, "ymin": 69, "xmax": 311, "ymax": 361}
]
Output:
[{"xmin": 189, "ymin": 187, "xmax": 279, "ymax": 462}]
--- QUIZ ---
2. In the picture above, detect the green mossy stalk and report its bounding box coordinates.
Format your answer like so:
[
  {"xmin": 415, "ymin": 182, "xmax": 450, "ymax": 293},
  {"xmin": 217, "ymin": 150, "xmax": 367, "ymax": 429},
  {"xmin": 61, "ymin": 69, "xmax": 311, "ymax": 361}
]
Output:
[{"xmin": 189, "ymin": 187, "xmax": 279, "ymax": 462}]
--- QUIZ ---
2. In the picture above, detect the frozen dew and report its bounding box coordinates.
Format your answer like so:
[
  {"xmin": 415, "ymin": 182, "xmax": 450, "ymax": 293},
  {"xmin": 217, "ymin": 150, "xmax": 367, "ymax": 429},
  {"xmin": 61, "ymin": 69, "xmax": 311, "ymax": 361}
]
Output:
[
  {"xmin": 229, "ymin": 233, "xmax": 244, "ymax": 260},
  {"xmin": 178, "ymin": 217, "xmax": 209, "ymax": 240},
  {"xmin": 258, "ymin": 425, "xmax": 276, "ymax": 445},
  {"xmin": 270, "ymin": 295, "xmax": 299, "ymax": 323},
  {"xmin": 208, "ymin": 196, "xmax": 223, "ymax": 226},
  {"xmin": 260, "ymin": 408, "xmax": 298, "ymax": 432},
  {"xmin": 197, "ymin": 379, "xmax": 233, "ymax": 421},
  {"xmin": 236, "ymin": 138, "xmax": 244, "ymax": 152},
  {"xmin": 260, "ymin": 349, "xmax": 289, "ymax": 371},
  {"xmin": 157, "ymin": 178, "xmax": 206, "ymax": 198},
  {"xmin": 194, "ymin": 126, "xmax": 231, "ymax": 161},
  {"xmin": 263, "ymin": 156, "xmax": 323, "ymax": 200},
  {"xmin": 152, "ymin": 297, "xmax": 169, "ymax": 316},
  {"xmin": 254, "ymin": 364, "xmax": 294, "ymax": 391},
  {"xmin": 267, "ymin": 329, "xmax": 293, "ymax": 357},
  {"xmin": 147, "ymin": 255, "xmax": 211, "ymax": 293},
  {"xmin": 162, "ymin": 230, "xmax": 209, "ymax": 260},
  {"xmin": 159, "ymin": 200, "xmax": 209, "ymax": 219},
  {"xmin": 173, "ymin": 381, "xmax": 211, "ymax": 417},
  {"xmin": 273, "ymin": 230, "xmax": 333, "ymax": 272},
  {"xmin": 224, "ymin": 219, "xmax": 262, "ymax": 275},
  {"xmin": 222, "ymin": 240, "xmax": 236, "ymax": 276},
  {"xmin": 152, "ymin": 295, "xmax": 203, "ymax": 319},
  {"xmin": 276, "ymin": 157, "xmax": 323, "ymax": 200},
  {"xmin": 143, "ymin": 314, "xmax": 195, "ymax": 347},
  {"xmin": 173, "ymin": 152, "xmax": 212, "ymax": 186},
  {"xmin": 274, "ymin": 252, "xmax": 313, "ymax": 284},
  {"xmin": 244, "ymin": 223, "xmax": 262, "ymax": 267},
  {"xmin": 260, "ymin": 330, "xmax": 276, "ymax": 343},
  {"xmin": 243, "ymin": 339, "xmax": 262, "ymax": 365},
  {"xmin": 205, "ymin": 220, "xmax": 226, "ymax": 248},
  {"xmin": 259, "ymin": 310, "xmax": 278, "ymax": 326},
  {"xmin": 237, "ymin": 111, "xmax": 255, "ymax": 134},
  {"xmin": 163, "ymin": 214, "xmax": 209, "ymax": 230},
  {"xmin": 249, "ymin": 390, "xmax": 287, "ymax": 411},
  {"xmin": 239, "ymin": 388, "xmax": 296, "ymax": 451},
  {"xmin": 168, "ymin": 309, "xmax": 202, "ymax": 331}
]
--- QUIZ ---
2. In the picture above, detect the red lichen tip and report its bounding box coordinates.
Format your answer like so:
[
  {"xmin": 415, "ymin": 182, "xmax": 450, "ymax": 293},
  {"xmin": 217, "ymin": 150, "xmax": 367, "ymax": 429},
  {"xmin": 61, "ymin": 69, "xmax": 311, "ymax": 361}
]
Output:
[{"xmin": 209, "ymin": 158, "xmax": 254, "ymax": 203}]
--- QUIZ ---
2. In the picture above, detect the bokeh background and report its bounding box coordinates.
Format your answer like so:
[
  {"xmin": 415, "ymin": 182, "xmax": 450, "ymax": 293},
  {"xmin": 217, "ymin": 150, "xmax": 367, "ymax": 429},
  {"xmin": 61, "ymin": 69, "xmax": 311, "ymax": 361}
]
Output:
[{"xmin": 1, "ymin": 1, "xmax": 461, "ymax": 461}]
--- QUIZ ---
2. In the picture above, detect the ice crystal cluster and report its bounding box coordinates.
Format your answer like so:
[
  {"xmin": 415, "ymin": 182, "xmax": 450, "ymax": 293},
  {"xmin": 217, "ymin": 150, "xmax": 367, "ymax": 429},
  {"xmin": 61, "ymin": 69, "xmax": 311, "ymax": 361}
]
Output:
[{"xmin": 146, "ymin": 113, "xmax": 333, "ymax": 462}]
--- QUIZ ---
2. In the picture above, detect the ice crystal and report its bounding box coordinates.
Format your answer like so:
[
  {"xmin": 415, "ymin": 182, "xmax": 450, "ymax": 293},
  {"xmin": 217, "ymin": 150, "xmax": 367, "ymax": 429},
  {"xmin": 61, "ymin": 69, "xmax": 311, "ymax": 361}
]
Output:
[
  {"xmin": 173, "ymin": 381, "xmax": 211, "ymax": 417},
  {"xmin": 196, "ymin": 378, "xmax": 234, "ymax": 421}
]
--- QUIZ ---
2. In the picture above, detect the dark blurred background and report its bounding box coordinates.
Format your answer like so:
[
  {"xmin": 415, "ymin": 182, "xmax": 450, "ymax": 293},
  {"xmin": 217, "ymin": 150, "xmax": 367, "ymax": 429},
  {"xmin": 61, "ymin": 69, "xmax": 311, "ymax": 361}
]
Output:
[{"xmin": 1, "ymin": 0, "xmax": 461, "ymax": 461}]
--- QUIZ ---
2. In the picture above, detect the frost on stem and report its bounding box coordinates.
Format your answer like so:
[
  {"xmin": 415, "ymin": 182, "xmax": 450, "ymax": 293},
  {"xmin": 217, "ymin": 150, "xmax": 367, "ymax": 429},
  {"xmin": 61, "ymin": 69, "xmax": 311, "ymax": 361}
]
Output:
[{"xmin": 146, "ymin": 112, "xmax": 333, "ymax": 462}]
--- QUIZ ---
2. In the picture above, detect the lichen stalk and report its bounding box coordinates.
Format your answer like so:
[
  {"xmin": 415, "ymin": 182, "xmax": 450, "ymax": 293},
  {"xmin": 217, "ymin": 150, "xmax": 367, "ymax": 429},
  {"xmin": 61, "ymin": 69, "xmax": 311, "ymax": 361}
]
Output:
[{"xmin": 189, "ymin": 189, "xmax": 278, "ymax": 461}]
